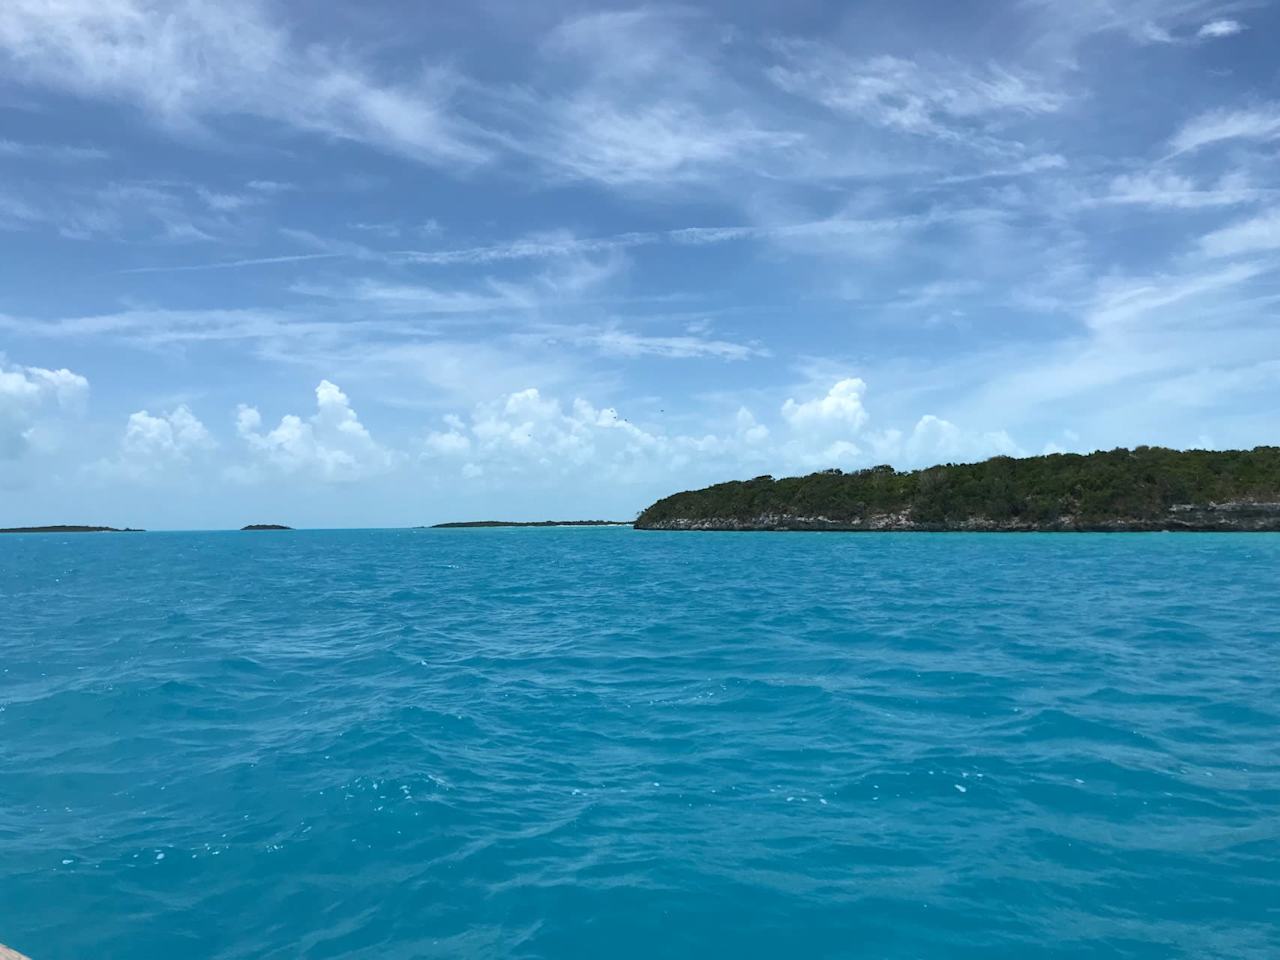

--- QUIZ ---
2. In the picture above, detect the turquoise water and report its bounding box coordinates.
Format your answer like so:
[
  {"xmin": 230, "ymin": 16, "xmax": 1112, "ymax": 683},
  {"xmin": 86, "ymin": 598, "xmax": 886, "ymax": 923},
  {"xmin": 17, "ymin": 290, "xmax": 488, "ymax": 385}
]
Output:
[{"xmin": 2, "ymin": 529, "xmax": 1278, "ymax": 959}]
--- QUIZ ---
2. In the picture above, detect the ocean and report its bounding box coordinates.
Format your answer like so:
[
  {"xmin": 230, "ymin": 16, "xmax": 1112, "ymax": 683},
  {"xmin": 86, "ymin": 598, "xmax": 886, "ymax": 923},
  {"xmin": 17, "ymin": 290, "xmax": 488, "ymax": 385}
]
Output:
[{"xmin": 2, "ymin": 529, "xmax": 1278, "ymax": 959}]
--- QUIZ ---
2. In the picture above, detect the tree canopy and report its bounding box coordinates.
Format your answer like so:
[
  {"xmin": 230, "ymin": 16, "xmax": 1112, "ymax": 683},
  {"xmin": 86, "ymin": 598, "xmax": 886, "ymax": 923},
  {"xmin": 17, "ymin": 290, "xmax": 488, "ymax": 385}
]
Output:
[{"xmin": 635, "ymin": 446, "xmax": 1280, "ymax": 528}]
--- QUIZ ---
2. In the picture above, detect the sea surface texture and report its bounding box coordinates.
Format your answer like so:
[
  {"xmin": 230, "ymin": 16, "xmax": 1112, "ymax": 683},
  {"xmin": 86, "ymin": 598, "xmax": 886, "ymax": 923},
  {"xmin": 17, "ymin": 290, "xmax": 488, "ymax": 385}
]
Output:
[{"xmin": 2, "ymin": 529, "xmax": 1278, "ymax": 959}]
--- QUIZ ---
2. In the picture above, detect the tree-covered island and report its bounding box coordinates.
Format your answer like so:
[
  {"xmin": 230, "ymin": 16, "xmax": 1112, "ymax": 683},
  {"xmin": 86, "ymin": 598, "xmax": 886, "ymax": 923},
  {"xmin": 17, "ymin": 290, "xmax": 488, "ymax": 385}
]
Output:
[{"xmin": 635, "ymin": 446, "xmax": 1280, "ymax": 531}]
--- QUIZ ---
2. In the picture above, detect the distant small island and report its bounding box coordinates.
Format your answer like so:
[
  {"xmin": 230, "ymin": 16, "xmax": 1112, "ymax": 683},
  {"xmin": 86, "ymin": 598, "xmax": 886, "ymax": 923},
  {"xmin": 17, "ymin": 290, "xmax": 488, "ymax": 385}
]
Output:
[
  {"xmin": 430, "ymin": 520, "xmax": 631, "ymax": 528},
  {"xmin": 241, "ymin": 524, "xmax": 293, "ymax": 531},
  {"xmin": 635, "ymin": 446, "xmax": 1280, "ymax": 532},
  {"xmin": 0, "ymin": 525, "xmax": 143, "ymax": 534}
]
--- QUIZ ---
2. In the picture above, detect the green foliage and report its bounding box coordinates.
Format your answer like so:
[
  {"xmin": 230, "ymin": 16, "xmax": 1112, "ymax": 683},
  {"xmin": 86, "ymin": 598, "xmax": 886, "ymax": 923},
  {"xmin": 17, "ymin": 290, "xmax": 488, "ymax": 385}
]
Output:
[{"xmin": 635, "ymin": 446, "xmax": 1280, "ymax": 526}]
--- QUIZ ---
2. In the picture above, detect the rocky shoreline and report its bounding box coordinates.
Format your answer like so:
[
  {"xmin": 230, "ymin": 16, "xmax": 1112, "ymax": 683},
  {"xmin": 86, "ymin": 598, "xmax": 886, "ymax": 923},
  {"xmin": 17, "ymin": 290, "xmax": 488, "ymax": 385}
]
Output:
[{"xmin": 636, "ymin": 501, "xmax": 1280, "ymax": 532}]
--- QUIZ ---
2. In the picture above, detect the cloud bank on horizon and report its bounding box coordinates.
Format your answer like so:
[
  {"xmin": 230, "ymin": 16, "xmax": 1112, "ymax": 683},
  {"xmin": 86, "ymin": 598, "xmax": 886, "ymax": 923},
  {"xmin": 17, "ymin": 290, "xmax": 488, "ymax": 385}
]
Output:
[{"xmin": 1, "ymin": 0, "xmax": 1278, "ymax": 527}]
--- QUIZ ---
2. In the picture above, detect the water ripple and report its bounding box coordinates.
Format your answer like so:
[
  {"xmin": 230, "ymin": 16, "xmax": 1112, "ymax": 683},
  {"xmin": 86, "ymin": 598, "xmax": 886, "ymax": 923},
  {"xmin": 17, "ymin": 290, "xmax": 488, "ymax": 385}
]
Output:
[{"xmin": 2, "ymin": 529, "xmax": 1278, "ymax": 959}]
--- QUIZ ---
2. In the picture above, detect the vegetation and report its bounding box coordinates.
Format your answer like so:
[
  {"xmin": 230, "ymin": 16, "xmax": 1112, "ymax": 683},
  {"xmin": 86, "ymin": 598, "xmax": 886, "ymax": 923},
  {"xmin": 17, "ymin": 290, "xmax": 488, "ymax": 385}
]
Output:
[
  {"xmin": 635, "ymin": 446, "xmax": 1280, "ymax": 529},
  {"xmin": 430, "ymin": 520, "xmax": 630, "ymax": 528},
  {"xmin": 0, "ymin": 525, "xmax": 142, "ymax": 534},
  {"xmin": 241, "ymin": 524, "xmax": 293, "ymax": 531}
]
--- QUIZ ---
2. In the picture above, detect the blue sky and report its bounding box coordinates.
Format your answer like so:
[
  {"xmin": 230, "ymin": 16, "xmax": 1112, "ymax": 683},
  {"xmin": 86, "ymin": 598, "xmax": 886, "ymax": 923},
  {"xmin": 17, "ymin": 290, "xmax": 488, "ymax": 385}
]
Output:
[{"xmin": 2, "ymin": 0, "xmax": 1279, "ymax": 528}]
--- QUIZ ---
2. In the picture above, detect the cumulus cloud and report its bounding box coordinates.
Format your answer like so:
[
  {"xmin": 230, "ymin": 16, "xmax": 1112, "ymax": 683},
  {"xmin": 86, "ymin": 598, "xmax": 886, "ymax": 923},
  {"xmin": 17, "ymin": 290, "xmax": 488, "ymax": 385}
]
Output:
[
  {"xmin": 419, "ymin": 377, "xmax": 1014, "ymax": 485},
  {"xmin": 781, "ymin": 378, "xmax": 870, "ymax": 434},
  {"xmin": 421, "ymin": 385, "xmax": 771, "ymax": 484},
  {"xmin": 234, "ymin": 380, "xmax": 394, "ymax": 482},
  {"xmin": 121, "ymin": 405, "xmax": 213, "ymax": 459},
  {"xmin": 0, "ymin": 361, "xmax": 88, "ymax": 458},
  {"xmin": 94, "ymin": 403, "xmax": 215, "ymax": 479}
]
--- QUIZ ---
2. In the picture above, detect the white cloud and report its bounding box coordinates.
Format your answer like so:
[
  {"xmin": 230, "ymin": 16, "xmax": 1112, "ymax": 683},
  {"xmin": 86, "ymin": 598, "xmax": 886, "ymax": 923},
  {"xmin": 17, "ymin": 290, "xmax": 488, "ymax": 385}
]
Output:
[
  {"xmin": 415, "ymin": 378, "xmax": 1026, "ymax": 489},
  {"xmin": 1, "ymin": 180, "xmax": 231, "ymax": 242},
  {"xmin": 767, "ymin": 43, "xmax": 1065, "ymax": 146},
  {"xmin": 421, "ymin": 384, "xmax": 782, "ymax": 484},
  {"xmin": 0, "ymin": 0, "xmax": 486, "ymax": 167},
  {"xmin": 901, "ymin": 415, "xmax": 1021, "ymax": 465},
  {"xmin": 1086, "ymin": 262, "xmax": 1267, "ymax": 330},
  {"xmin": 560, "ymin": 327, "xmax": 766, "ymax": 361},
  {"xmin": 0, "ymin": 138, "xmax": 106, "ymax": 161},
  {"xmin": 234, "ymin": 380, "xmax": 393, "ymax": 482},
  {"xmin": 781, "ymin": 378, "xmax": 870, "ymax": 434},
  {"xmin": 1171, "ymin": 104, "xmax": 1280, "ymax": 153},
  {"xmin": 506, "ymin": 8, "xmax": 800, "ymax": 186},
  {"xmin": 1197, "ymin": 19, "xmax": 1245, "ymax": 38},
  {"xmin": 1021, "ymin": 0, "xmax": 1246, "ymax": 51},
  {"xmin": 94, "ymin": 403, "xmax": 215, "ymax": 479},
  {"xmin": 292, "ymin": 278, "xmax": 530, "ymax": 315},
  {"xmin": 536, "ymin": 98, "xmax": 793, "ymax": 186},
  {"xmin": 1098, "ymin": 170, "xmax": 1260, "ymax": 209},
  {"xmin": 0, "ymin": 361, "xmax": 88, "ymax": 458},
  {"xmin": 735, "ymin": 407, "xmax": 769, "ymax": 445},
  {"xmin": 1200, "ymin": 207, "xmax": 1280, "ymax": 257},
  {"xmin": 122, "ymin": 405, "xmax": 213, "ymax": 460}
]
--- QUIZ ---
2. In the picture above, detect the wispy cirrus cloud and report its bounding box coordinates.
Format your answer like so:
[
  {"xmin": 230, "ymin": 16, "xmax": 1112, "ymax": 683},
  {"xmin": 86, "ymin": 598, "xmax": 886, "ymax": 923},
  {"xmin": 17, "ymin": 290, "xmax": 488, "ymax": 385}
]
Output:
[
  {"xmin": 0, "ymin": 0, "xmax": 489, "ymax": 167},
  {"xmin": 767, "ymin": 41, "xmax": 1066, "ymax": 148},
  {"xmin": 1197, "ymin": 18, "xmax": 1246, "ymax": 38},
  {"xmin": 1094, "ymin": 170, "xmax": 1268, "ymax": 209},
  {"xmin": 1019, "ymin": 0, "xmax": 1253, "ymax": 50},
  {"xmin": 495, "ymin": 8, "xmax": 801, "ymax": 187},
  {"xmin": 0, "ymin": 138, "xmax": 107, "ymax": 161},
  {"xmin": 1171, "ymin": 103, "xmax": 1280, "ymax": 153},
  {"xmin": 1200, "ymin": 207, "xmax": 1280, "ymax": 257},
  {"xmin": 521, "ymin": 323, "xmax": 767, "ymax": 362}
]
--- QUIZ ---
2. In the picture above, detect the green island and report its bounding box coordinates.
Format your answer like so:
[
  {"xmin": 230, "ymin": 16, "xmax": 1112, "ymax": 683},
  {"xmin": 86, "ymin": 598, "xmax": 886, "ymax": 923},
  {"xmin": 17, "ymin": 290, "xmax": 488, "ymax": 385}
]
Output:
[
  {"xmin": 430, "ymin": 520, "xmax": 630, "ymax": 528},
  {"xmin": 634, "ymin": 446, "xmax": 1280, "ymax": 532},
  {"xmin": 240, "ymin": 524, "xmax": 293, "ymax": 531},
  {"xmin": 0, "ymin": 525, "xmax": 143, "ymax": 534}
]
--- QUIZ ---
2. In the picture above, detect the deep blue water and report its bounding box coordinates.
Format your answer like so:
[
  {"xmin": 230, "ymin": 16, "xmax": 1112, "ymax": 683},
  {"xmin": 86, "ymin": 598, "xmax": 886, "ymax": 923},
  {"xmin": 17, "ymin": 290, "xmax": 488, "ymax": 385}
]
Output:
[{"xmin": 2, "ymin": 529, "xmax": 1278, "ymax": 959}]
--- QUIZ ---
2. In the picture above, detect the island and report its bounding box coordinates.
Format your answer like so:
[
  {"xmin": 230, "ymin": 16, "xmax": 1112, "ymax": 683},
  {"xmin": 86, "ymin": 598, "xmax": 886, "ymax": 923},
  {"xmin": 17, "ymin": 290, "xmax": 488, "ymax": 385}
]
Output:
[
  {"xmin": 634, "ymin": 446, "xmax": 1280, "ymax": 532},
  {"xmin": 240, "ymin": 524, "xmax": 293, "ymax": 531},
  {"xmin": 0, "ymin": 525, "xmax": 143, "ymax": 534},
  {"xmin": 430, "ymin": 520, "xmax": 631, "ymax": 528}
]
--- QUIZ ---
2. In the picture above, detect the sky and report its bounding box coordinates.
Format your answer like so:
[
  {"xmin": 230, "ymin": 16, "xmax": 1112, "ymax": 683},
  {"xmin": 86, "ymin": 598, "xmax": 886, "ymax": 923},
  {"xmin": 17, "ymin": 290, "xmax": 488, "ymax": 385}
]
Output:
[{"xmin": 1, "ymin": 0, "xmax": 1279, "ymax": 528}]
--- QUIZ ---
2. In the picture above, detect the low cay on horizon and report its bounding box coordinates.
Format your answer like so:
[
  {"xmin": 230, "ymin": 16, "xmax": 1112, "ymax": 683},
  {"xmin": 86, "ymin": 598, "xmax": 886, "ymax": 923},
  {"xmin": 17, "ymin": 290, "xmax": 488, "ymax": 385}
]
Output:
[
  {"xmin": 0, "ymin": 525, "xmax": 144, "ymax": 534},
  {"xmin": 6, "ymin": 447, "xmax": 1280, "ymax": 535},
  {"xmin": 429, "ymin": 520, "xmax": 631, "ymax": 528},
  {"xmin": 633, "ymin": 445, "xmax": 1280, "ymax": 532}
]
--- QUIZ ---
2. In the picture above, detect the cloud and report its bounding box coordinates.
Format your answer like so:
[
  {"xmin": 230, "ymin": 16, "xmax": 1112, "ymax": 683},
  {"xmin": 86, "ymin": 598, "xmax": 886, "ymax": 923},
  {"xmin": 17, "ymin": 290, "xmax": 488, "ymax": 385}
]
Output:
[
  {"xmin": 1020, "ymin": 0, "xmax": 1246, "ymax": 51},
  {"xmin": 94, "ymin": 403, "xmax": 216, "ymax": 479},
  {"xmin": 542, "ymin": 325, "xmax": 767, "ymax": 361},
  {"xmin": 420, "ymin": 377, "xmax": 1022, "ymax": 485},
  {"xmin": 1200, "ymin": 207, "xmax": 1280, "ymax": 257},
  {"xmin": 897, "ymin": 415, "xmax": 1021, "ymax": 465},
  {"xmin": 1085, "ymin": 262, "xmax": 1268, "ymax": 330},
  {"xmin": 1097, "ymin": 170, "xmax": 1262, "ymax": 209},
  {"xmin": 292, "ymin": 278, "xmax": 531, "ymax": 315},
  {"xmin": 0, "ymin": 0, "xmax": 487, "ymax": 167},
  {"xmin": 234, "ymin": 380, "xmax": 394, "ymax": 482},
  {"xmin": 0, "ymin": 138, "xmax": 107, "ymax": 161},
  {"xmin": 767, "ymin": 43, "xmax": 1065, "ymax": 149},
  {"xmin": 1, "ymin": 180, "xmax": 231, "ymax": 242},
  {"xmin": 782, "ymin": 378, "xmax": 870, "ymax": 434},
  {"xmin": 0, "ymin": 361, "xmax": 89, "ymax": 458},
  {"xmin": 504, "ymin": 8, "xmax": 800, "ymax": 186},
  {"xmin": 422, "ymin": 386, "xmax": 679, "ymax": 480},
  {"xmin": 1171, "ymin": 104, "xmax": 1280, "ymax": 153},
  {"xmin": 122, "ymin": 405, "xmax": 213, "ymax": 459},
  {"xmin": 1197, "ymin": 19, "xmax": 1245, "ymax": 38}
]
